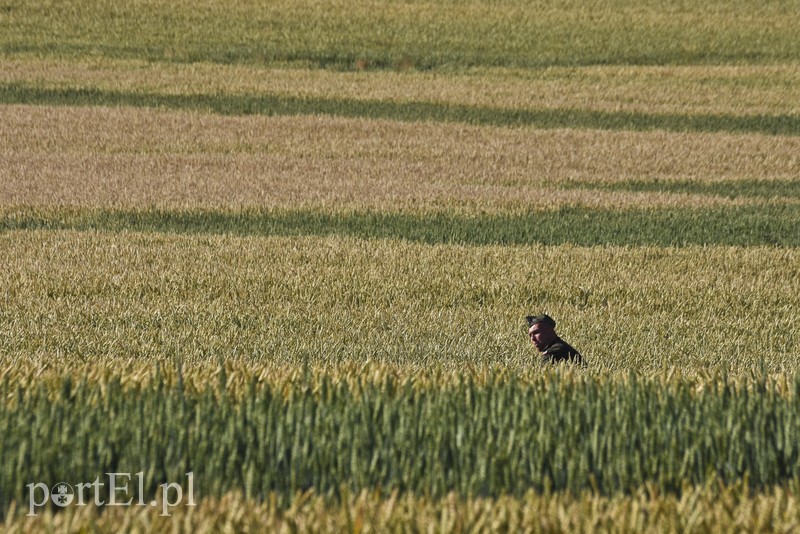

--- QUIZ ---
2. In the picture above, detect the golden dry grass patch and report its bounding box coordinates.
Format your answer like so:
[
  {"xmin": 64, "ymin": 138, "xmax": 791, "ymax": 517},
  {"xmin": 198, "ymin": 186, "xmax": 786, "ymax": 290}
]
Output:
[
  {"xmin": 2, "ymin": 56, "xmax": 800, "ymax": 117},
  {"xmin": 6, "ymin": 482, "xmax": 800, "ymax": 533},
  {"xmin": 2, "ymin": 105, "xmax": 798, "ymax": 211},
  {"xmin": 3, "ymin": 352, "xmax": 799, "ymax": 408}
]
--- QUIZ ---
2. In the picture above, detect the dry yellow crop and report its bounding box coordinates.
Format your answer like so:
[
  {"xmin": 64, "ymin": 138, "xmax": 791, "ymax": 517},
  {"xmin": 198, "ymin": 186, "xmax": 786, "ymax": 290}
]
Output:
[
  {"xmin": 6, "ymin": 481, "xmax": 800, "ymax": 533},
  {"xmin": 2, "ymin": 105, "xmax": 798, "ymax": 212}
]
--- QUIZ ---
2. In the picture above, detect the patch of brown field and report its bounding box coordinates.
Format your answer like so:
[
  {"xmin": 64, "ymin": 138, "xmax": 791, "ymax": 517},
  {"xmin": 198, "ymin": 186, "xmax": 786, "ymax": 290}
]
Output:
[
  {"xmin": 2, "ymin": 105, "xmax": 799, "ymax": 211},
  {"xmin": 6, "ymin": 483, "xmax": 800, "ymax": 533},
  {"xmin": 2, "ymin": 56, "xmax": 800, "ymax": 117}
]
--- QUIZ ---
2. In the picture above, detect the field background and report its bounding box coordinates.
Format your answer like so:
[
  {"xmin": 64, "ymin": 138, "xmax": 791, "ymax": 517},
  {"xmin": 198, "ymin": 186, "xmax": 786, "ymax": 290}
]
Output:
[{"xmin": 1, "ymin": 0, "xmax": 799, "ymax": 531}]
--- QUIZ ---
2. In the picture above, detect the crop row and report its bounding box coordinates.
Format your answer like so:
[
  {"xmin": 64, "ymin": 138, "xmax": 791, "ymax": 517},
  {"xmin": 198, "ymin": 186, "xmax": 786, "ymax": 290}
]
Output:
[
  {"xmin": 5, "ymin": 58, "xmax": 800, "ymax": 118},
  {"xmin": 3, "ymin": 371, "xmax": 800, "ymax": 515},
  {"xmin": 3, "ymin": 0, "xmax": 799, "ymax": 69},
  {"xmin": 4, "ymin": 104, "xmax": 799, "ymax": 216},
  {"xmin": 5, "ymin": 83, "xmax": 800, "ymax": 136},
  {"xmin": 7, "ymin": 481, "xmax": 800, "ymax": 533},
  {"xmin": 4, "ymin": 206, "xmax": 799, "ymax": 247}
]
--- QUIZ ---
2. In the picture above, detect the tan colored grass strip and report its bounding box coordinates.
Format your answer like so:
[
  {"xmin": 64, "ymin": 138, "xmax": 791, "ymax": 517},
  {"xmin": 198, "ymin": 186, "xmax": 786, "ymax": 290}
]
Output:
[
  {"xmin": 2, "ymin": 105, "xmax": 798, "ymax": 211},
  {"xmin": 2, "ymin": 356, "xmax": 797, "ymax": 407},
  {"xmin": 2, "ymin": 56, "xmax": 800, "ymax": 116},
  {"xmin": 6, "ymin": 483, "xmax": 800, "ymax": 533}
]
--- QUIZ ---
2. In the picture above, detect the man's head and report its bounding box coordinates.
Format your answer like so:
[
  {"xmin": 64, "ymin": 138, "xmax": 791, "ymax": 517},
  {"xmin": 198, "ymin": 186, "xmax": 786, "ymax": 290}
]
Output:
[{"xmin": 526, "ymin": 314, "xmax": 557, "ymax": 352}]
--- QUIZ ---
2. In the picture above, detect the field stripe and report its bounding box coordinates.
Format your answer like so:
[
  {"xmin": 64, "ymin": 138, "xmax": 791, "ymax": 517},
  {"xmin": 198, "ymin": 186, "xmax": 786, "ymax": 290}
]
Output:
[
  {"xmin": 566, "ymin": 178, "xmax": 800, "ymax": 201},
  {"xmin": 3, "ymin": 373, "xmax": 800, "ymax": 505},
  {"xmin": 3, "ymin": 82, "xmax": 800, "ymax": 135},
  {"xmin": 11, "ymin": 484, "xmax": 800, "ymax": 533},
  {"xmin": 4, "ymin": 58, "xmax": 799, "ymax": 118},
  {"xmin": 4, "ymin": 104, "xmax": 799, "ymax": 214},
  {"xmin": 2, "ymin": 0, "xmax": 799, "ymax": 69},
  {"xmin": 3, "ymin": 207, "xmax": 798, "ymax": 247}
]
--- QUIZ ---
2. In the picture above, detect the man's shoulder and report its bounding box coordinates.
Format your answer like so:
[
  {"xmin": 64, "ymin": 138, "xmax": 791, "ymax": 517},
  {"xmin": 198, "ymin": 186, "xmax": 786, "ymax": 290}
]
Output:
[
  {"xmin": 542, "ymin": 337, "xmax": 583, "ymax": 364},
  {"xmin": 543, "ymin": 337, "xmax": 578, "ymax": 354}
]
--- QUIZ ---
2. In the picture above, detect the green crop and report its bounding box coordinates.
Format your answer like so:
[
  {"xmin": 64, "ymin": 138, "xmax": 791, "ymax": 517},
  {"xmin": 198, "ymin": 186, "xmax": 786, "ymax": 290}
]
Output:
[
  {"xmin": 3, "ymin": 370, "xmax": 800, "ymax": 515},
  {"xmin": 3, "ymin": 205, "xmax": 799, "ymax": 247},
  {"xmin": 2, "ymin": 0, "xmax": 800, "ymax": 69}
]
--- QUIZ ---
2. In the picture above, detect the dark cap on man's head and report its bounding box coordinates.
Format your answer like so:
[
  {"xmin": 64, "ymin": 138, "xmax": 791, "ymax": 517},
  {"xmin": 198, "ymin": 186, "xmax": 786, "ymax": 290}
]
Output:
[{"xmin": 526, "ymin": 314, "xmax": 556, "ymax": 328}]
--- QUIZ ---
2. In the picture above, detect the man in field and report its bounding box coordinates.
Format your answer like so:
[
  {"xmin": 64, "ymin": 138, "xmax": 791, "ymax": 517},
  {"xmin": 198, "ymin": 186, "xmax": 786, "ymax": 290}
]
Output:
[{"xmin": 526, "ymin": 314, "xmax": 584, "ymax": 366}]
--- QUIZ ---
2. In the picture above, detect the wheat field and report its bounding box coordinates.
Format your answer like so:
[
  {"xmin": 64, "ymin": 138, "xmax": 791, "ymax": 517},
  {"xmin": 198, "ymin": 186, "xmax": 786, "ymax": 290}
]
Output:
[{"xmin": 2, "ymin": 0, "xmax": 800, "ymax": 531}]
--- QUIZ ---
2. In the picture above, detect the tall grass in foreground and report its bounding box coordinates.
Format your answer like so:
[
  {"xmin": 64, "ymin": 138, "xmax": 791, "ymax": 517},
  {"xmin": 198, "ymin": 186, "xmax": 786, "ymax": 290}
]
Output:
[
  {"xmin": 3, "ymin": 371, "xmax": 800, "ymax": 514},
  {"xmin": 6, "ymin": 482, "xmax": 800, "ymax": 533}
]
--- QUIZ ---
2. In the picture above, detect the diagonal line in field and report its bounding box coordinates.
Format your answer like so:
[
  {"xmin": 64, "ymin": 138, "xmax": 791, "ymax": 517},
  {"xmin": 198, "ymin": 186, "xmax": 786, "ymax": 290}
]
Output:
[{"xmin": 2, "ymin": 83, "xmax": 799, "ymax": 136}]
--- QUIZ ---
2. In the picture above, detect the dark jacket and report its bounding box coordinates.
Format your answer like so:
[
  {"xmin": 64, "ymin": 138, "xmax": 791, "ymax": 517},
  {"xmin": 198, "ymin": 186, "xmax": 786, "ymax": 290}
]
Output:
[{"xmin": 541, "ymin": 336, "xmax": 584, "ymax": 366}]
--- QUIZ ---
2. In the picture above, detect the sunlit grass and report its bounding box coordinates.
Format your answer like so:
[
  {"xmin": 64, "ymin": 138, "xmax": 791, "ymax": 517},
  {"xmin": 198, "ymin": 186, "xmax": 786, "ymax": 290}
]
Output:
[
  {"xmin": 2, "ymin": 231, "xmax": 798, "ymax": 378},
  {"xmin": 7, "ymin": 481, "xmax": 800, "ymax": 533},
  {"xmin": 2, "ymin": 105, "xmax": 799, "ymax": 213},
  {"xmin": 2, "ymin": 0, "xmax": 799, "ymax": 68}
]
